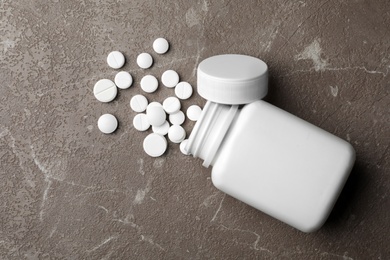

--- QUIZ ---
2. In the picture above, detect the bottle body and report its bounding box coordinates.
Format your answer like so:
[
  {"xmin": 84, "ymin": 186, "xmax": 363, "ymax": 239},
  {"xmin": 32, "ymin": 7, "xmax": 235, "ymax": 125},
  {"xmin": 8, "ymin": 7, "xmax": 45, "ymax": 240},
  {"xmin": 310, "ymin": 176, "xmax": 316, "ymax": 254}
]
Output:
[{"xmin": 187, "ymin": 100, "xmax": 355, "ymax": 232}]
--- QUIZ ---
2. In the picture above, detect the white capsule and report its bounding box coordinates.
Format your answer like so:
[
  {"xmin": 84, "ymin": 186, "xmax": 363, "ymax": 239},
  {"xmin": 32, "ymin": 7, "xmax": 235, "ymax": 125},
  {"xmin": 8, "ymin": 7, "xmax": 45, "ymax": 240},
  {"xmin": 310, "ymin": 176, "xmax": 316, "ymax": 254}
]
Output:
[
  {"xmin": 114, "ymin": 71, "xmax": 132, "ymax": 89},
  {"xmin": 140, "ymin": 75, "xmax": 158, "ymax": 93},
  {"xmin": 93, "ymin": 79, "xmax": 117, "ymax": 103},
  {"xmin": 146, "ymin": 104, "xmax": 166, "ymax": 127},
  {"xmin": 137, "ymin": 52, "xmax": 153, "ymax": 69},
  {"xmin": 107, "ymin": 51, "xmax": 125, "ymax": 69},
  {"xmin": 133, "ymin": 113, "xmax": 150, "ymax": 131},
  {"xmin": 98, "ymin": 114, "xmax": 118, "ymax": 134},
  {"xmin": 175, "ymin": 81, "xmax": 193, "ymax": 100},
  {"xmin": 187, "ymin": 105, "xmax": 202, "ymax": 121},
  {"xmin": 168, "ymin": 125, "xmax": 186, "ymax": 143},
  {"xmin": 152, "ymin": 120, "xmax": 170, "ymax": 136},
  {"xmin": 153, "ymin": 38, "xmax": 169, "ymax": 54},
  {"xmin": 143, "ymin": 133, "xmax": 167, "ymax": 157},
  {"xmin": 169, "ymin": 110, "xmax": 185, "ymax": 125},
  {"xmin": 163, "ymin": 96, "xmax": 181, "ymax": 114},
  {"xmin": 130, "ymin": 94, "xmax": 148, "ymax": 113},
  {"xmin": 161, "ymin": 70, "xmax": 179, "ymax": 88}
]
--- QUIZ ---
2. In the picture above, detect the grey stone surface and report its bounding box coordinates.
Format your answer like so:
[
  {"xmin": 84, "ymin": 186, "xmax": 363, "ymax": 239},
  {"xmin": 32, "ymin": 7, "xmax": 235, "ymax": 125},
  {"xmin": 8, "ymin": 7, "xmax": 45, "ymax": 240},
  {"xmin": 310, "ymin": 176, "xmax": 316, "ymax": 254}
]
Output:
[{"xmin": 0, "ymin": 0, "xmax": 389, "ymax": 259}]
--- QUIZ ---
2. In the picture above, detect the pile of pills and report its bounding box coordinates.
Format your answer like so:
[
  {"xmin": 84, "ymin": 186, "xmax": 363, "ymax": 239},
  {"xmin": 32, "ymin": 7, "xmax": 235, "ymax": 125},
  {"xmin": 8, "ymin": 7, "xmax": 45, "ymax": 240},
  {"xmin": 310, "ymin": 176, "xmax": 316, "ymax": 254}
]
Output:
[{"xmin": 93, "ymin": 38, "xmax": 202, "ymax": 157}]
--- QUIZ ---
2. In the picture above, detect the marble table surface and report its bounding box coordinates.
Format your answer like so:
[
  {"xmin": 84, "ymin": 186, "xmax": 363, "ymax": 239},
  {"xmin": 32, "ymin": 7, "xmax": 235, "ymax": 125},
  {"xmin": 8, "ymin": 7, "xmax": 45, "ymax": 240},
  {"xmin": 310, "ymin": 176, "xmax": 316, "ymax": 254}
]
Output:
[{"xmin": 1, "ymin": 0, "xmax": 389, "ymax": 259}]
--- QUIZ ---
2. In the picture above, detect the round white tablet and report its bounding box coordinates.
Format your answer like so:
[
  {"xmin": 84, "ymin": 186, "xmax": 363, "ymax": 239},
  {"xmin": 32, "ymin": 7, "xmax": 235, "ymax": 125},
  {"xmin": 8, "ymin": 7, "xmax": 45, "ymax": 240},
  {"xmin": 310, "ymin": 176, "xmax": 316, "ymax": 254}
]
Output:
[
  {"xmin": 143, "ymin": 133, "xmax": 167, "ymax": 157},
  {"xmin": 140, "ymin": 75, "xmax": 158, "ymax": 93},
  {"xmin": 175, "ymin": 81, "xmax": 193, "ymax": 100},
  {"xmin": 161, "ymin": 70, "xmax": 179, "ymax": 88},
  {"xmin": 98, "ymin": 114, "xmax": 118, "ymax": 134},
  {"xmin": 180, "ymin": 139, "xmax": 190, "ymax": 155},
  {"xmin": 130, "ymin": 94, "xmax": 148, "ymax": 113},
  {"xmin": 107, "ymin": 51, "xmax": 125, "ymax": 69},
  {"xmin": 114, "ymin": 71, "xmax": 133, "ymax": 89},
  {"xmin": 169, "ymin": 110, "xmax": 185, "ymax": 125},
  {"xmin": 146, "ymin": 105, "xmax": 166, "ymax": 126},
  {"xmin": 168, "ymin": 125, "xmax": 186, "ymax": 143},
  {"xmin": 187, "ymin": 105, "xmax": 202, "ymax": 121},
  {"xmin": 152, "ymin": 120, "xmax": 170, "ymax": 136},
  {"xmin": 162, "ymin": 96, "xmax": 181, "ymax": 114},
  {"xmin": 93, "ymin": 79, "xmax": 117, "ymax": 103},
  {"xmin": 137, "ymin": 52, "xmax": 153, "ymax": 69},
  {"xmin": 133, "ymin": 113, "xmax": 150, "ymax": 131},
  {"xmin": 153, "ymin": 38, "xmax": 169, "ymax": 54}
]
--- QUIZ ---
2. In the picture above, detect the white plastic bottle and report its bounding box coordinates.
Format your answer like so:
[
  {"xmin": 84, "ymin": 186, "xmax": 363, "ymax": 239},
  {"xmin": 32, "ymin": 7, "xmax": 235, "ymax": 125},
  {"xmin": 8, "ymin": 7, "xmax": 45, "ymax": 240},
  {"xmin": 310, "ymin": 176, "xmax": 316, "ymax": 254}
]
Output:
[{"xmin": 186, "ymin": 54, "xmax": 355, "ymax": 232}]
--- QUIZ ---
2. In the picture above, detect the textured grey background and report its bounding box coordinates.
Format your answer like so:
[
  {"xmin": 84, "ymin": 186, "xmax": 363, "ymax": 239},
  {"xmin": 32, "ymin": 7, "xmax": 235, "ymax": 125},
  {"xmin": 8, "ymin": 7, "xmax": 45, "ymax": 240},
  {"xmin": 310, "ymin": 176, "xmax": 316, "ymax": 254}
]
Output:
[{"xmin": 0, "ymin": 0, "xmax": 389, "ymax": 259}]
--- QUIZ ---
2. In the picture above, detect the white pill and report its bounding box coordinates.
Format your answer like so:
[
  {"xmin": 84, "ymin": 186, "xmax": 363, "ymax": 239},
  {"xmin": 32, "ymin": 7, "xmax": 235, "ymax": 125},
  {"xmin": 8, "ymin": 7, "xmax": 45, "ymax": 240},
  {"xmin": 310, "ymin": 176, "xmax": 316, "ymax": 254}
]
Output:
[
  {"xmin": 98, "ymin": 114, "xmax": 118, "ymax": 134},
  {"xmin": 133, "ymin": 113, "xmax": 150, "ymax": 131},
  {"xmin": 93, "ymin": 79, "xmax": 117, "ymax": 103},
  {"xmin": 107, "ymin": 51, "xmax": 125, "ymax": 69},
  {"xmin": 137, "ymin": 52, "xmax": 153, "ymax": 69},
  {"xmin": 187, "ymin": 105, "xmax": 202, "ymax": 121},
  {"xmin": 130, "ymin": 94, "xmax": 148, "ymax": 113},
  {"xmin": 163, "ymin": 96, "xmax": 181, "ymax": 114},
  {"xmin": 140, "ymin": 75, "xmax": 158, "ymax": 93},
  {"xmin": 168, "ymin": 125, "xmax": 186, "ymax": 143},
  {"xmin": 161, "ymin": 70, "xmax": 179, "ymax": 88},
  {"xmin": 114, "ymin": 71, "xmax": 133, "ymax": 89},
  {"xmin": 143, "ymin": 133, "xmax": 167, "ymax": 157},
  {"xmin": 146, "ymin": 105, "xmax": 166, "ymax": 126},
  {"xmin": 153, "ymin": 38, "xmax": 169, "ymax": 54},
  {"xmin": 175, "ymin": 81, "xmax": 193, "ymax": 100},
  {"xmin": 152, "ymin": 120, "xmax": 170, "ymax": 136},
  {"xmin": 180, "ymin": 139, "xmax": 190, "ymax": 155},
  {"xmin": 169, "ymin": 110, "xmax": 185, "ymax": 125}
]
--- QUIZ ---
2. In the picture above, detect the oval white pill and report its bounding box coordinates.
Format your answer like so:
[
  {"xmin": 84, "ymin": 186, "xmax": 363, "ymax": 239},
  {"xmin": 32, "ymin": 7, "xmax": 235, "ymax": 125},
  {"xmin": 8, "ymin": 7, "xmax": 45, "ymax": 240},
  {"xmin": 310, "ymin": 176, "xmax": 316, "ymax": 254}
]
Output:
[
  {"xmin": 163, "ymin": 96, "xmax": 181, "ymax": 114},
  {"xmin": 133, "ymin": 113, "xmax": 150, "ymax": 131},
  {"xmin": 114, "ymin": 71, "xmax": 133, "ymax": 89},
  {"xmin": 98, "ymin": 114, "xmax": 118, "ymax": 134},
  {"xmin": 153, "ymin": 38, "xmax": 169, "ymax": 54},
  {"xmin": 168, "ymin": 125, "xmax": 186, "ymax": 143},
  {"xmin": 143, "ymin": 133, "xmax": 167, "ymax": 157},
  {"xmin": 169, "ymin": 110, "xmax": 185, "ymax": 125},
  {"xmin": 161, "ymin": 70, "xmax": 179, "ymax": 88},
  {"xmin": 152, "ymin": 120, "xmax": 170, "ymax": 136},
  {"xmin": 146, "ymin": 105, "xmax": 166, "ymax": 126},
  {"xmin": 107, "ymin": 51, "xmax": 125, "ymax": 69},
  {"xmin": 187, "ymin": 105, "xmax": 202, "ymax": 121},
  {"xmin": 140, "ymin": 75, "xmax": 158, "ymax": 93},
  {"xmin": 93, "ymin": 79, "xmax": 117, "ymax": 103},
  {"xmin": 137, "ymin": 52, "xmax": 153, "ymax": 69},
  {"xmin": 180, "ymin": 139, "xmax": 190, "ymax": 155},
  {"xmin": 130, "ymin": 94, "xmax": 148, "ymax": 112},
  {"xmin": 175, "ymin": 81, "xmax": 193, "ymax": 100}
]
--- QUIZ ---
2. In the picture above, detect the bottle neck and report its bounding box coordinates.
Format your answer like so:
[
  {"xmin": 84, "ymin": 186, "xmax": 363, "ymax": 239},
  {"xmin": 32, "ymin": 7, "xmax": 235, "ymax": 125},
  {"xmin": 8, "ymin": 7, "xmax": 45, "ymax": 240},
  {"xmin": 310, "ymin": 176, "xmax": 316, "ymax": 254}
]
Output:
[{"xmin": 186, "ymin": 101, "xmax": 239, "ymax": 168}]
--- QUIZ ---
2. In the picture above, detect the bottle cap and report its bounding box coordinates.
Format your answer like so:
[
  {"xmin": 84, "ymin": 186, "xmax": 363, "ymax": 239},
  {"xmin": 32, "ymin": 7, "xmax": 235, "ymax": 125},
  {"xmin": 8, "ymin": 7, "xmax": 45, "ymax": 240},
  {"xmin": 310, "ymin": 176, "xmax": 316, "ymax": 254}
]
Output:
[{"xmin": 197, "ymin": 54, "xmax": 268, "ymax": 105}]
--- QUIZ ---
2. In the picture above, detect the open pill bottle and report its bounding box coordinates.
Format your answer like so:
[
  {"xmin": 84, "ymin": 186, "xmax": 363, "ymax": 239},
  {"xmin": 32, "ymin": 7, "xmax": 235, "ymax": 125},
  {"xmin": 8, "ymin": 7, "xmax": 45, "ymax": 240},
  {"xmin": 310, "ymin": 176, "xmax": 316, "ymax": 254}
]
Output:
[{"xmin": 186, "ymin": 54, "xmax": 355, "ymax": 232}]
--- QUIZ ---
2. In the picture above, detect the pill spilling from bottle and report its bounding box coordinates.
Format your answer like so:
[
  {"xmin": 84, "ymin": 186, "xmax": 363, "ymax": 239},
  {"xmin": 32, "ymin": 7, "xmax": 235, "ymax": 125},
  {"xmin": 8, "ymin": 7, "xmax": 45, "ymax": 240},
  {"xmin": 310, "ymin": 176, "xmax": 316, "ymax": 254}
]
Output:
[
  {"xmin": 93, "ymin": 38, "xmax": 202, "ymax": 157},
  {"xmin": 94, "ymin": 42, "xmax": 357, "ymax": 233}
]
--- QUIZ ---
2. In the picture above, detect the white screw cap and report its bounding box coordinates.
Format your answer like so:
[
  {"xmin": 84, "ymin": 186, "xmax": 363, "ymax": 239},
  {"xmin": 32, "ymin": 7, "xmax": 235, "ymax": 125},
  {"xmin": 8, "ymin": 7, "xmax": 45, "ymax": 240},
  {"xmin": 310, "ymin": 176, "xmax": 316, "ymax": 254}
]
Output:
[{"xmin": 197, "ymin": 54, "xmax": 268, "ymax": 105}]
